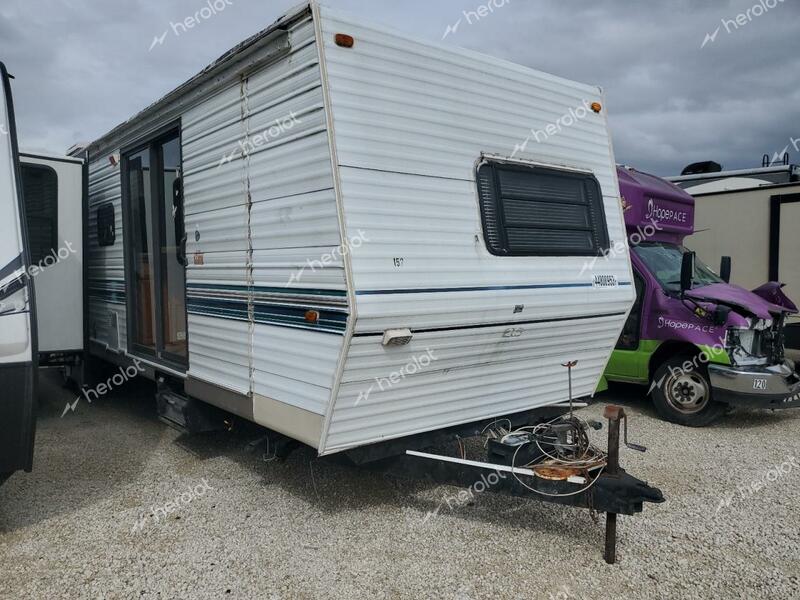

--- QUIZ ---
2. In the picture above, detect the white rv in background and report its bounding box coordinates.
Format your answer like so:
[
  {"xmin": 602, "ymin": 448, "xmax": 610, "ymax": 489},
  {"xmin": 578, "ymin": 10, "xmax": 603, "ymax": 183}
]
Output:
[
  {"xmin": 0, "ymin": 62, "xmax": 38, "ymax": 484},
  {"xmin": 0, "ymin": 63, "xmax": 85, "ymax": 485},
  {"xmin": 69, "ymin": 1, "xmax": 633, "ymax": 457},
  {"xmin": 17, "ymin": 152, "xmax": 85, "ymax": 369}
]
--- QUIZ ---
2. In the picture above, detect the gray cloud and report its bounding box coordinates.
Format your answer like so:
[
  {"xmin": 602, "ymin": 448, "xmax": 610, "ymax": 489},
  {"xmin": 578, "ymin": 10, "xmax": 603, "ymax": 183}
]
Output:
[{"xmin": 1, "ymin": 0, "xmax": 797, "ymax": 176}]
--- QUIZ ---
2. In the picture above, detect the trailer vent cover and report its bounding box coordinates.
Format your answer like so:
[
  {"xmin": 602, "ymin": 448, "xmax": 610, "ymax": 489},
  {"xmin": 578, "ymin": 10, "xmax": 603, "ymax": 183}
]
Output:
[
  {"xmin": 476, "ymin": 161, "xmax": 610, "ymax": 257},
  {"xmin": 382, "ymin": 329, "xmax": 413, "ymax": 346}
]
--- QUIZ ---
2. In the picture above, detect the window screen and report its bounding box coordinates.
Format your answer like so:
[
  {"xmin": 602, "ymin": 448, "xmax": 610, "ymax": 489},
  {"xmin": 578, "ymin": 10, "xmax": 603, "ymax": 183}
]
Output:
[
  {"xmin": 477, "ymin": 161, "xmax": 609, "ymax": 256},
  {"xmin": 97, "ymin": 203, "xmax": 116, "ymax": 247},
  {"xmin": 21, "ymin": 164, "xmax": 59, "ymax": 265}
]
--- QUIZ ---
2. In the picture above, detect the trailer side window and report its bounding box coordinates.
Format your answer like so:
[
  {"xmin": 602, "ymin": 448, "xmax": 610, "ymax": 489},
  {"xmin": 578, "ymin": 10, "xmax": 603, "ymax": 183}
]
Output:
[
  {"xmin": 20, "ymin": 163, "xmax": 59, "ymax": 265},
  {"xmin": 97, "ymin": 203, "xmax": 116, "ymax": 246},
  {"xmin": 476, "ymin": 161, "xmax": 609, "ymax": 256}
]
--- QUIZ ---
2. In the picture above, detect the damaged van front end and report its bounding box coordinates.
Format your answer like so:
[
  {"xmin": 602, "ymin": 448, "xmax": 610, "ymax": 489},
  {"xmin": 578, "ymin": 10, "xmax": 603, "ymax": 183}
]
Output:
[{"xmin": 696, "ymin": 284, "xmax": 800, "ymax": 410}]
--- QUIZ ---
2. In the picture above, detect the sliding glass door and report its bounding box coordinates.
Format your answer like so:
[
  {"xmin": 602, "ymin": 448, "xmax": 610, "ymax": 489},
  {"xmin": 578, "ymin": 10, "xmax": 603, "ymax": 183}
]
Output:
[{"xmin": 122, "ymin": 127, "xmax": 188, "ymax": 369}]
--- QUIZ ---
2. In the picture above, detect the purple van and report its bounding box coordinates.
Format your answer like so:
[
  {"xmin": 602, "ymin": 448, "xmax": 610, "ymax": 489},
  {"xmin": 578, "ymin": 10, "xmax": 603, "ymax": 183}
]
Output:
[{"xmin": 603, "ymin": 165, "xmax": 800, "ymax": 426}]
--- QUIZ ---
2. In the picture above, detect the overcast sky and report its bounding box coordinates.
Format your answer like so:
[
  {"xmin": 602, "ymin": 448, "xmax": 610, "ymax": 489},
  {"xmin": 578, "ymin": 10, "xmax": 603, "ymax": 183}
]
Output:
[{"xmin": 1, "ymin": 0, "xmax": 798, "ymax": 176}]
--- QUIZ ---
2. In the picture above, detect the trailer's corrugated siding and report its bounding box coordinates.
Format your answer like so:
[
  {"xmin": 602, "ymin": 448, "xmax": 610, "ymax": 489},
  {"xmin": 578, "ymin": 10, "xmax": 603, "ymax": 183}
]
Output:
[
  {"xmin": 332, "ymin": 168, "xmax": 633, "ymax": 330},
  {"xmin": 326, "ymin": 315, "xmax": 624, "ymax": 451},
  {"xmin": 182, "ymin": 14, "xmax": 346, "ymax": 415},
  {"xmin": 87, "ymin": 158, "xmax": 127, "ymax": 353},
  {"xmin": 251, "ymin": 324, "xmax": 345, "ymax": 415},
  {"xmin": 85, "ymin": 11, "xmax": 345, "ymax": 432},
  {"xmin": 317, "ymin": 5, "xmax": 632, "ymax": 452},
  {"xmin": 318, "ymin": 6, "xmax": 629, "ymax": 324}
]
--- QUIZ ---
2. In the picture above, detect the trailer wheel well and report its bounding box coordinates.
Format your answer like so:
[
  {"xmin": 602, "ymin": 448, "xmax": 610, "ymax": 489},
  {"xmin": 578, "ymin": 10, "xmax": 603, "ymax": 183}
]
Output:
[{"xmin": 648, "ymin": 341, "xmax": 700, "ymax": 380}]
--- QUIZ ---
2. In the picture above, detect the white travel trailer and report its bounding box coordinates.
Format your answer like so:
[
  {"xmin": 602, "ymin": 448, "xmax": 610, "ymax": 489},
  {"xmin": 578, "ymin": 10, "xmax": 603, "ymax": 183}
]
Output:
[{"xmin": 78, "ymin": 1, "xmax": 634, "ymax": 457}]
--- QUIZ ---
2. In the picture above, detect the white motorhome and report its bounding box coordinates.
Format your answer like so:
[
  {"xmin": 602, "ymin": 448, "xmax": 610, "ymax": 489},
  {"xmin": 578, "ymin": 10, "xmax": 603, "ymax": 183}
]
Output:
[{"xmin": 74, "ymin": 1, "xmax": 634, "ymax": 456}]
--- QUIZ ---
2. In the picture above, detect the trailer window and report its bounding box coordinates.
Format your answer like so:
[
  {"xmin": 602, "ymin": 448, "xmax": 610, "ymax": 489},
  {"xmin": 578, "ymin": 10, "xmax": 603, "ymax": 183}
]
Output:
[
  {"xmin": 97, "ymin": 203, "xmax": 116, "ymax": 246},
  {"xmin": 20, "ymin": 163, "xmax": 59, "ymax": 265},
  {"xmin": 476, "ymin": 161, "xmax": 609, "ymax": 256}
]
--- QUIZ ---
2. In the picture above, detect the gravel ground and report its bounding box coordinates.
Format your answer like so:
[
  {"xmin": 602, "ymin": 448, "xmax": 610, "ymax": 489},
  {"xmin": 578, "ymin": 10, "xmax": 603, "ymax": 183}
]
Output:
[{"xmin": 1, "ymin": 369, "xmax": 799, "ymax": 600}]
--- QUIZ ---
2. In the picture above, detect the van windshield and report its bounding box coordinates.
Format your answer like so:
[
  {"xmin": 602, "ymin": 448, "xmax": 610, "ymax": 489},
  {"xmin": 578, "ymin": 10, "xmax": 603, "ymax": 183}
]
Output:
[{"xmin": 632, "ymin": 242, "xmax": 723, "ymax": 293}]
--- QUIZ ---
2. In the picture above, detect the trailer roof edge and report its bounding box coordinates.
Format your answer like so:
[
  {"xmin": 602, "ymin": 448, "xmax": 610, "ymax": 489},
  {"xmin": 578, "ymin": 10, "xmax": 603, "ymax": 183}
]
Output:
[{"xmin": 84, "ymin": 1, "xmax": 313, "ymax": 158}]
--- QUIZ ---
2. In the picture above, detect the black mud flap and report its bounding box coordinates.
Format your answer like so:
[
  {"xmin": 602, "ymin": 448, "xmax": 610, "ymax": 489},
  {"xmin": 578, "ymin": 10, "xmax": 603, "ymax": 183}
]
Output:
[{"xmin": 0, "ymin": 363, "xmax": 37, "ymax": 476}]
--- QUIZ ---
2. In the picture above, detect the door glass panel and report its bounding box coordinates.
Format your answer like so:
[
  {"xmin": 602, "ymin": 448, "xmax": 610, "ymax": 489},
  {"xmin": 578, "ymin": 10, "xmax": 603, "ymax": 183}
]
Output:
[
  {"xmin": 616, "ymin": 274, "xmax": 645, "ymax": 351},
  {"xmin": 159, "ymin": 136, "xmax": 187, "ymax": 359},
  {"xmin": 124, "ymin": 130, "xmax": 187, "ymax": 367},
  {"xmin": 127, "ymin": 150, "xmax": 157, "ymax": 353},
  {"xmin": 20, "ymin": 164, "xmax": 58, "ymax": 265}
]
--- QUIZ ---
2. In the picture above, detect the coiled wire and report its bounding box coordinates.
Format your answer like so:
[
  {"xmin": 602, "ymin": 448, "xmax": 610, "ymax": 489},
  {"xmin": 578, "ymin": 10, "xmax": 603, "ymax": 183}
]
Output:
[{"xmin": 492, "ymin": 415, "xmax": 608, "ymax": 498}]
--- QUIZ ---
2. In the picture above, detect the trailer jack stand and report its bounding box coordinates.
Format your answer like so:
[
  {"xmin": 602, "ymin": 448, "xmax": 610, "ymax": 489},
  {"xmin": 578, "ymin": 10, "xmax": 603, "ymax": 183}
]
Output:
[{"xmin": 603, "ymin": 405, "xmax": 646, "ymax": 564}]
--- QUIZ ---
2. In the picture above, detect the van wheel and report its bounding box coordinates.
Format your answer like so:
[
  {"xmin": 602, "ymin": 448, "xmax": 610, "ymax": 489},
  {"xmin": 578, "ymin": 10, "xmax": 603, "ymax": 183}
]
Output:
[{"xmin": 650, "ymin": 356, "xmax": 726, "ymax": 427}]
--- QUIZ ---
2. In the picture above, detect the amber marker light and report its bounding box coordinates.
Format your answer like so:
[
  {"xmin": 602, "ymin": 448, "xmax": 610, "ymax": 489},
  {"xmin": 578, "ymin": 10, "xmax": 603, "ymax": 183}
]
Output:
[
  {"xmin": 590, "ymin": 102, "xmax": 602, "ymax": 113},
  {"xmin": 335, "ymin": 34, "xmax": 355, "ymax": 48},
  {"xmin": 305, "ymin": 310, "xmax": 320, "ymax": 323}
]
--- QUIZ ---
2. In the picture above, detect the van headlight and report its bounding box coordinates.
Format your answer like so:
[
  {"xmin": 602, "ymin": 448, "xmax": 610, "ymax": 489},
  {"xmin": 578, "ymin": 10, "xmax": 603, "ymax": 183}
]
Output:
[{"xmin": 726, "ymin": 326, "xmax": 768, "ymax": 366}]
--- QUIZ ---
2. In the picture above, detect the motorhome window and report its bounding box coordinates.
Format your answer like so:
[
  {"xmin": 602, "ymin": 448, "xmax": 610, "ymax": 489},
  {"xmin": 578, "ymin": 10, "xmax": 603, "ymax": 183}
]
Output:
[
  {"xmin": 476, "ymin": 161, "xmax": 609, "ymax": 256},
  {"xmin": 97, "ymin": 203, "xmax": 116, "ymax": 246},
  {"xmin": 20, "ymin": 164, "xmax": 58, "ymax": 265},
  {"xmin": 632, "ymin": 242, "xmax": 723, "ymax": 293}
]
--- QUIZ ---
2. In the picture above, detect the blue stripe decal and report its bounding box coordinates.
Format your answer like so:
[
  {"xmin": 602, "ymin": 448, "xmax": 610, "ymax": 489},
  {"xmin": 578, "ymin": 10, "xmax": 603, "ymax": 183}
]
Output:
[
  {"xmin": 187, "ymin": 310, "xmax": 346, "ymax": 335},
  {"xmin": 89, "ymin": 281, "xmax": 348, "ymax": 332},
  {"xmin": 356, "ymin": 282, "xmax": 632, "ymax": 295},
  {"xmin": 186, "ymin": 283, "xmax": 347, "ymax": 298},
  {"xmin": 187, "ymin": 296, "xmax": 347, "ymax": 333}
]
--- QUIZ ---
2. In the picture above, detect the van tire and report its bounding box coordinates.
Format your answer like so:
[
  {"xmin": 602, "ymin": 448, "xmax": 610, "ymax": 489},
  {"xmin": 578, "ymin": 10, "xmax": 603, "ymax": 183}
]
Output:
[{"xmin": 650, "ymin": 355, "xmax": 726, "ymax": 427}]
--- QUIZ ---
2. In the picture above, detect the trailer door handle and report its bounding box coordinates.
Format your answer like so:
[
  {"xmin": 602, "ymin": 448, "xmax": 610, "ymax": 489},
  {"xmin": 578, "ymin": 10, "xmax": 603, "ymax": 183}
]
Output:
[
  {"xmin": 173, "ymin": 177, "xmax": 187, "ymax": 267},
  {"xmin": 177, "ymin": 233, "xmax": 188, "ymax": 267}
]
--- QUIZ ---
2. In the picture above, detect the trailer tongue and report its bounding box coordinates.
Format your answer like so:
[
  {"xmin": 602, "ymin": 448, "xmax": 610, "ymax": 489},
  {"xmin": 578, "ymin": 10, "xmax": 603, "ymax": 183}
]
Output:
[
  {"xmin": 352, "ymin": 365, "xmax": 664, "ymax": 563},
  {"xmin": 374, "ymin": 404, "xmax": 664, "ymax": 564}
]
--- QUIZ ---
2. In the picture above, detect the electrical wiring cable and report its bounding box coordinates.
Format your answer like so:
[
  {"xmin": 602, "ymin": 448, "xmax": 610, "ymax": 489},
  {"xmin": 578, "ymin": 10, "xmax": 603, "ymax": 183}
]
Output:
[{"xmin": 504, "ymin": 415, "xmax": 608, "ymax": 498}]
